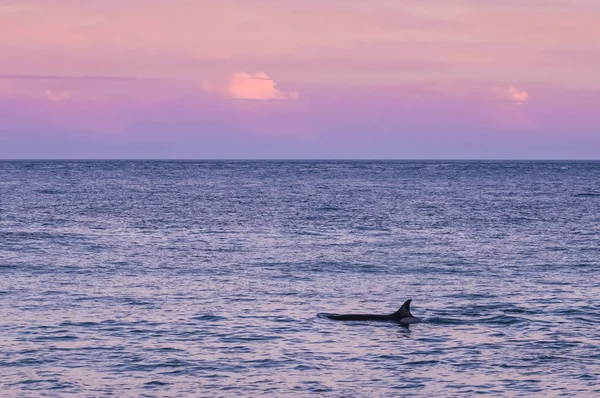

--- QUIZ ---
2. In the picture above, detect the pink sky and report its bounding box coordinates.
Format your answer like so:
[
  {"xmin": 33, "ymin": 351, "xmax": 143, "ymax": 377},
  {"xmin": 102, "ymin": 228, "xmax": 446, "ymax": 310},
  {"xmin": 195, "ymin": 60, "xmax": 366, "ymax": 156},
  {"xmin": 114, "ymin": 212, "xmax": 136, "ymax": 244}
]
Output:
[{"xmin": 1, "ymin": 0, "xmax": 599, "ymax": 158}]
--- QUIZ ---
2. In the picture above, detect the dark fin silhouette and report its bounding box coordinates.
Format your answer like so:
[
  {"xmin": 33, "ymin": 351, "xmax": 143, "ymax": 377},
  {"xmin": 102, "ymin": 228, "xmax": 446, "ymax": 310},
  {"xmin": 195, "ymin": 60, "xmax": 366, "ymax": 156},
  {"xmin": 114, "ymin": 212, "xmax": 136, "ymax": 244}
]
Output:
[{"xmin": 393, "ymin": 299, "xmax": 413, "ymax": 318}]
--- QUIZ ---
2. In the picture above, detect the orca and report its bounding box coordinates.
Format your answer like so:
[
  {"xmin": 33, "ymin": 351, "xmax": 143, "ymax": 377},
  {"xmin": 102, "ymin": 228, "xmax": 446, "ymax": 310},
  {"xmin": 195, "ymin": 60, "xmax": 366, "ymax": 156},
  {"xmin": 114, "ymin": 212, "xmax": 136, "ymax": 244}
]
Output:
[{"xmin": 320, "ymin": 299, "xmax": 421, "ymax": 324}]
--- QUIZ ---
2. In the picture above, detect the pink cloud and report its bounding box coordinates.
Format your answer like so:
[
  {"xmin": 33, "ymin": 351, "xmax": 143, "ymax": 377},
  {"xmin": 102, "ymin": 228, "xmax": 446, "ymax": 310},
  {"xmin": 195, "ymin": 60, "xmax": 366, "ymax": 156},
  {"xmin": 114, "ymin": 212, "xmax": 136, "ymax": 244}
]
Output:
[
  {"xmin": 204, "ymin": 72, "xmax": 299, "ymax": 101},
  {"xmin": 492, "ymin": 85, "xmax": 530, "ymax": 105}
]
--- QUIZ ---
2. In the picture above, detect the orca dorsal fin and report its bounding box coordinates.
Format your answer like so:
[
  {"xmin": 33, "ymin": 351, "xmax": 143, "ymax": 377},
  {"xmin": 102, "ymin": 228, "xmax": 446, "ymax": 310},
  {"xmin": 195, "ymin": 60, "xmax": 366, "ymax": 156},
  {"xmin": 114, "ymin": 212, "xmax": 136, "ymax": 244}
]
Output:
[{"xmin": 393, "ymin": 299, "xmax": 413, "ymax": 318}]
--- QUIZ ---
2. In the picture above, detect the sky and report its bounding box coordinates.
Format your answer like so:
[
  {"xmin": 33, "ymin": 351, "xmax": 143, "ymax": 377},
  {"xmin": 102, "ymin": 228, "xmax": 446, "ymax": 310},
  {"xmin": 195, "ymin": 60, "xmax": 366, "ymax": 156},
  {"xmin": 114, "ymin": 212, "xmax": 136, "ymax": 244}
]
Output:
[{"xmin": 0, "ymin": 0, "xmax": 599, "ymax": 159}]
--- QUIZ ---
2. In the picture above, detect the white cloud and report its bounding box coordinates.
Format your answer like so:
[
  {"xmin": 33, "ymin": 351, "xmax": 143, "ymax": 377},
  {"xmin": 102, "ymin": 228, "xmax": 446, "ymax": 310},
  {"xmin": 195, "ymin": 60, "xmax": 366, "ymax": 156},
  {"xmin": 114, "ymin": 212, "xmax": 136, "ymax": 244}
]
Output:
[{"xmin": 492, "ymin": 85, "xmax": 529, "ymax": 105}]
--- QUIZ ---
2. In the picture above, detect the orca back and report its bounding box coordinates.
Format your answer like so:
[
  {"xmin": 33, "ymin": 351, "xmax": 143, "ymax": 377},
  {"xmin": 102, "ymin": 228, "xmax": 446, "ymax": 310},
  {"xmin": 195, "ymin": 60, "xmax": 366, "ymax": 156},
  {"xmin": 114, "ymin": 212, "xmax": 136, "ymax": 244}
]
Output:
[{"xmin": 319, "ymin": 299, "xmax": 420, "ymax": 324}]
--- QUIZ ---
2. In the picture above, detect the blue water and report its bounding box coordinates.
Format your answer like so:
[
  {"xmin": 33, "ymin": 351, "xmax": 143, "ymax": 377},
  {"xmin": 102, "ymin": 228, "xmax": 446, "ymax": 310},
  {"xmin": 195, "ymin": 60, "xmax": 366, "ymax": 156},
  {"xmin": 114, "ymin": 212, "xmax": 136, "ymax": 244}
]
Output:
[{"xmin": 1, "ymin": 160, "xmax": 599, "ymax": 396}]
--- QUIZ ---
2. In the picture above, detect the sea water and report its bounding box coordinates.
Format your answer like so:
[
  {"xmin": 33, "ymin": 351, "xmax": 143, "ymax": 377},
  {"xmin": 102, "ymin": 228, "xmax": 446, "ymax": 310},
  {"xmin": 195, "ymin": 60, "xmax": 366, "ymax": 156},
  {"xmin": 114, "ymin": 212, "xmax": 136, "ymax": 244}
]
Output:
[{"xmin": 0, "ymin": 161, "xmax": 599, "ymax": 396}]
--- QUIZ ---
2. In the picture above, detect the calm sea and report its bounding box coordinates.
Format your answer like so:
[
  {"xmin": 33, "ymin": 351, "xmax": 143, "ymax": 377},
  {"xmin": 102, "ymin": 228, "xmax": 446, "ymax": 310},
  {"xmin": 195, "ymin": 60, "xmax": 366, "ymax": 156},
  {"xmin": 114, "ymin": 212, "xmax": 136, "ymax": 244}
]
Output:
[{"xmin": 1, "ymin": 161, "xmax": 599, "ymax": 397}]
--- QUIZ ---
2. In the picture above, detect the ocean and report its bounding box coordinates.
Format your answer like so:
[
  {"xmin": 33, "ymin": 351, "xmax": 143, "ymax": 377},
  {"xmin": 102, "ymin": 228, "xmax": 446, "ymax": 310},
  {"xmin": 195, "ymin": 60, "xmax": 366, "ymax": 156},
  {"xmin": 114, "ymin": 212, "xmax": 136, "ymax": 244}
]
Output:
[{"xmin": 1, "ymin": 160, "xmax": 599, "ymax": 396}]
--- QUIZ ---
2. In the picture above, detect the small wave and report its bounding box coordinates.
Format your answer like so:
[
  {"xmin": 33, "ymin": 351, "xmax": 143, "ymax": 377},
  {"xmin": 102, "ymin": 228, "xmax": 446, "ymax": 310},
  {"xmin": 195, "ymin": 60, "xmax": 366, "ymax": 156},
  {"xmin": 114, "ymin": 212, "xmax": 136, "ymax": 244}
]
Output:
[
  {"xmin": 294, "ymin": 364, "xmax": 314, "ymax": 371},
  {"xmin": 403, "ymin": 359, "xmax": 440, "ymax": 366},
  {"xmin": 13, "ymin": 378, "xmax": 70, "ymax": 388},
  {"xmin": 123, "ymin": 360, "xmax": 192, "ymax": 372},
  {"xmin": 503, "ymin": 307, "xmax": 536, "ymax": 315},
  {"xmin": 33, "ymin": 334, "xmax": 78, "ymax": 342},
  {"xmin": 144, "ymin": 381, "xmax": 171, "ymax": 387},
  {"xmin": 317, "ymin": 206, "xmax": 341, "ymax": 212},
  {"xmin": 425, "ymin": 313, "xmax": 529, "ymax": 326},
  {"xmin": 292, "ymin": 230, "xmax": 325, "ymax": 236},
  {"xmin": 245, "ymin": 358, "xmax": 292, "ymax": 368},
  {"xmin": 193, "ymin": 315, "xmax": 227, "ymax": 322},
  {"xmin": 121, "ymin": 298, "xmax": 154, "ymax": 306},
  {"xmin": 574, "ymin": 193, "xmax": 600, "ymax": 197},
  {"xmin": 445, "ymin": 292, "xmax": 498, "ymax": 300},
  {"xmin": 571, "ymin": 316, "xmax": 598, "ymax": 324},
  {"xmin": 479, "ymin": 314, "xmax": 528, "ymax": 326},
  {"xmin": 7, "ymin": 357, "xmax": 50, "ymax": 366},
  {"xmin": 577, "ymin": 374, "xmax": 595, "ymax": 380},
  {"xmin": 59, "ymin": 321, "xmax": 99, "ymax": 327},
  {"xmin": 35, "ymin": 189, "xmax": 64, "ymax": 195},
  {"xmin": 378, "ymin": 354, "xmax": 409, "ymax": 360},
  {"xmin": 424, "ymin": 317, "xmax": 466, "ymax": 325},
  {"xmin": 219, "ymin": 335, "xmax": 281, "ymax": 343}
]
